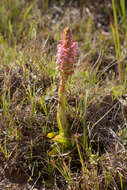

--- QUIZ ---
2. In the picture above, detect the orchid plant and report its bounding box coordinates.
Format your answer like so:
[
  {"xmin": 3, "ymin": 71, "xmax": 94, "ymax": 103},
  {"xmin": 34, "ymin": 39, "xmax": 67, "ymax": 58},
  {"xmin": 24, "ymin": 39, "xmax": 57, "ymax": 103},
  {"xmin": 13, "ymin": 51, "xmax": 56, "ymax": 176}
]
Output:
[{"xmin": 47, "ymin": 27, "xmax": 78, "ymax": 152}]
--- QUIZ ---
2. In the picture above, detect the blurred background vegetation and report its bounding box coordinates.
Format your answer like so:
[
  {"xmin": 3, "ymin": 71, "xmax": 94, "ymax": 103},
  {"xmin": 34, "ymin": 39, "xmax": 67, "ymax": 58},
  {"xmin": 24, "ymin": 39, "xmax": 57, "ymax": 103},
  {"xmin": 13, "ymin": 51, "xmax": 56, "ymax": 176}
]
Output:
[{"xmin": 0, "ymin": 0, "xmax": 84, "ymax": 43}]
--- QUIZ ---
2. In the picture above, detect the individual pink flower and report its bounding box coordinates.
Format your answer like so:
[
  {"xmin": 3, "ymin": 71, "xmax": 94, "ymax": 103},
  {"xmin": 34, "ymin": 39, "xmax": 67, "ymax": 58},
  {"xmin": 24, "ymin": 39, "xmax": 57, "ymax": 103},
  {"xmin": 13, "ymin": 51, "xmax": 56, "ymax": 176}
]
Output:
[{"xmin": 56, "ymin": 27, "xmax": 78, "ymax": 76}]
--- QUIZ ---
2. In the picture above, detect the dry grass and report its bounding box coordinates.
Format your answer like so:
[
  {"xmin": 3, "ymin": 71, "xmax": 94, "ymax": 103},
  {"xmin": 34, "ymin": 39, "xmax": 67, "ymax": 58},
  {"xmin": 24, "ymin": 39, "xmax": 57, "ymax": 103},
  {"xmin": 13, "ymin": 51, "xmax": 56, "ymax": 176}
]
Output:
[{"xmin": 0, "ymin": 0, "xmax": 127, "ymax": 189}]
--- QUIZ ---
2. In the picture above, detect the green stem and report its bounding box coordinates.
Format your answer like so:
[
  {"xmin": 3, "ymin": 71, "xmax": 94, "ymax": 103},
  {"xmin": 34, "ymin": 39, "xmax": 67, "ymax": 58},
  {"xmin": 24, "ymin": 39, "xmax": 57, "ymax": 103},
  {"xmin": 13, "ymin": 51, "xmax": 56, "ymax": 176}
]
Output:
[
  {"xmin": 53, "ymin": 74, "xmax": 71, "ymax": 148},
  {"xmin": 47, "ymin": 74, "xmax": 72, "ymax": 153},
  {"xmin": 57, "ymin": 88, "xmax": 70, "ymax": 138}
]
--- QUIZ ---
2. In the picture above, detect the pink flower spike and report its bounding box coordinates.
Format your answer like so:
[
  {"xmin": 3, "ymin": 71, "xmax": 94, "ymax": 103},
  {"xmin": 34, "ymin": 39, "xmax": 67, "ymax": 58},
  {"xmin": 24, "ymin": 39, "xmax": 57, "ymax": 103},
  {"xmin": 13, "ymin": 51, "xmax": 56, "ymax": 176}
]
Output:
[{"xmin": 56, "ymin": 27, "xmax": 78, "ymax": 76}]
